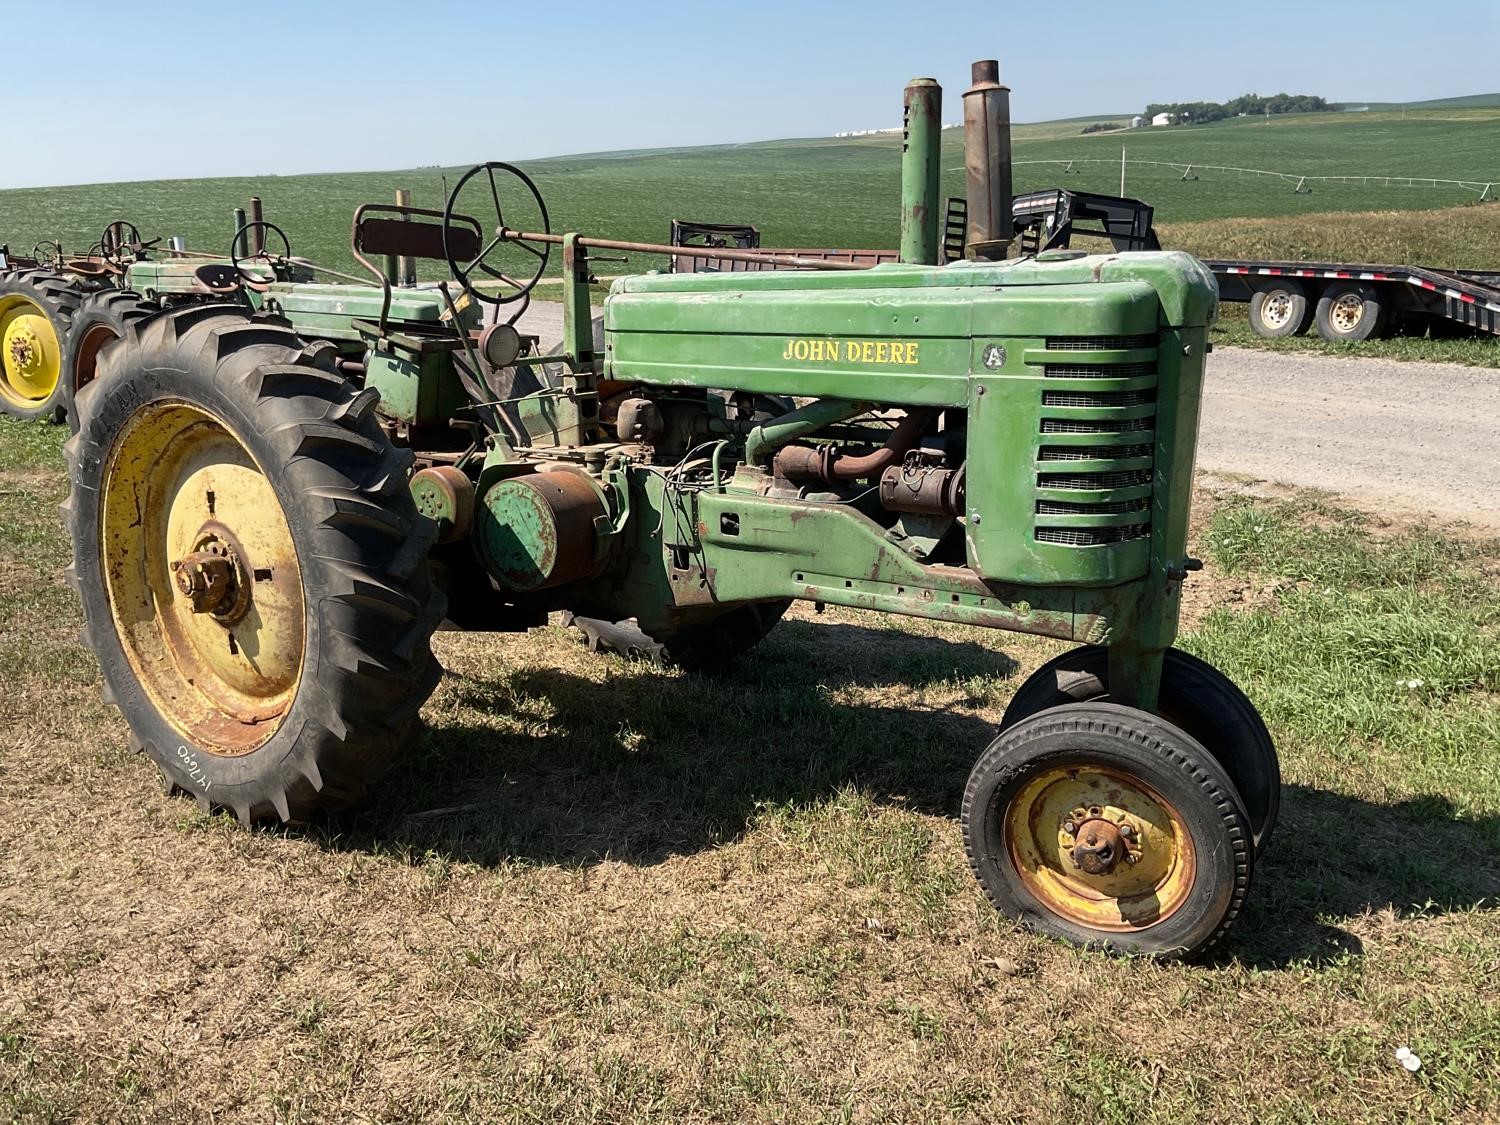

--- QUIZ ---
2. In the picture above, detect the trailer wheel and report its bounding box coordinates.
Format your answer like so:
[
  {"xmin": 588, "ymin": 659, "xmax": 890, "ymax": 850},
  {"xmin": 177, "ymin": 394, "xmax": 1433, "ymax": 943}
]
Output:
[
  {"xmin": 999, "ymin": 646, "xmax": 1279, "ymax": 856},
  {"xmin": 1247, "ymin": 280, "xmax": 1311, "ymax": 337},
  {"xmin": 963, "ymin": 701, "xmax": 1254, "ymax": 958},
  {"xmin": 64, "ymin": 305, "xmax": 446, "ymax": 824},
  {"xmin": 60, "ymin": 289, "xmax": 159, "ymax": 429},
  {"xmin": 1315, "ymin": 282, "xmax": 1385, "ymax": 342}
]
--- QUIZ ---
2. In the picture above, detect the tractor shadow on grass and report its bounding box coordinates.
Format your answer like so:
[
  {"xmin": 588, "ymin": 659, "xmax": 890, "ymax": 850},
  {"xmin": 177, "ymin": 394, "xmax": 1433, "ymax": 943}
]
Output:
[
  {"xmin": 1219, "ymin": 787, "xmax": 1500, "ymax": 969},
  {"xmin": 318, "ymin": 625, "xmax": 1500, "ymax": 973}
]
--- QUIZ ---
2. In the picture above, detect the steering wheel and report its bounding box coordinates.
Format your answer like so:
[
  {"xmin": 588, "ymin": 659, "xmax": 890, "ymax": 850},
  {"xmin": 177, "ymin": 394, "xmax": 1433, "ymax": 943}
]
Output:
[
  {"xmin": 31, "ymin": 240, "xmax": 62, "ymax": 268},
  {"xmin": 230, "ymin": 220, "xmax": 293, "ymax": 289},
  {"xmin": 442, "ymin": 161, "xmax": 551, "ymax": 306},
  {"xmin": 100, "ymin": 220, "xmax": 151, "ymax": 265}
]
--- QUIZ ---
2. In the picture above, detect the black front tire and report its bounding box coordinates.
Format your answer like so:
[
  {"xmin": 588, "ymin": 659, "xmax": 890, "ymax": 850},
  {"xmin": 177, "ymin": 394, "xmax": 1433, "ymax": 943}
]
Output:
[
  {"xmin": 64, "ymin": 305, "xmax": 446, "ymax": 824},
  {"xmin": 963, "ymin": 702, "xmax": 1254, "ymax": 958},
  {"xmin": 1000, "ymin": 646, "xmax": 1279, "ymax": 856}
]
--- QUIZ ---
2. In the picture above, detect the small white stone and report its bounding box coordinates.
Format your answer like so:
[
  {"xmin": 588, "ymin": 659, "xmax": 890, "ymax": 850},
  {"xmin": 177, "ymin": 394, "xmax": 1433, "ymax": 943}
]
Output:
[
  {"xmin": 1402, "ymin": 1055, "xmax": 1422, "ymax": 1073},
  {"xmin": 1395, "ymin": 1046, "xmax": 1412, "ymax": 1061}
]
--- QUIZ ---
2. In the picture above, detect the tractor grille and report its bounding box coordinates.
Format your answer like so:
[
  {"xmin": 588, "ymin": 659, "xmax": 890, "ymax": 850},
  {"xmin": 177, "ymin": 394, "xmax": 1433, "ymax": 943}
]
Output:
[
  {"xmin": 1039, "ymin": 444, "xmax": 1153, "ymax": 462},
  {"xmin": 1041, "ymin": 417, "xmax": 1152, "ymax": 434},
  {"xmin": 1033, "ymin": 334, "xmax": 1159, "ymax": 548},
  {"xmin": 1037, "ymin": 498, "xmax": 1150, "ymax": 516},
  {"xmin": 1045, "ymin": 334, "xmax": 1156, "ymax": 351},
  {"xmin": 1043, "ymin": 389, "xmax": 1153, "ymax": 408},
  {"xmin": 1042, "ymin": 362, "xmax": 1155, "ymax": 380},
  {"xmin": 1037, "ymin": 524, "xmax": 1151, "ymax": 546},
  {"xmin": 1037, "ymin": 469, "xmax": 1153, "ymax": 490}
]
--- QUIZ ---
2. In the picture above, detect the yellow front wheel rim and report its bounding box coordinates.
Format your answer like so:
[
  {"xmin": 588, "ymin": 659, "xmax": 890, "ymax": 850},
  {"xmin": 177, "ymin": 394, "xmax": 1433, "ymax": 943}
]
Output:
[
  {"xmin": 0, "ymin": 294, "xmax": 63, "ymax": 406},
  {"xmin": 100, "ymin": 401, "xmax": 306, "ymax": 756},
  {"xmin": 1004, "ymin": 765, "xmax": 1195, "ymax": 931}
]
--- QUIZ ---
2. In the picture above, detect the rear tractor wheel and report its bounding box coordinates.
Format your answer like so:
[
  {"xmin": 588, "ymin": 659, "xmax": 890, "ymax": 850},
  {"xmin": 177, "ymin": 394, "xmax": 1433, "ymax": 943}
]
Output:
[
  {"xmin": 60, "ymin": 289, "xmax": 159, "ymax": 428},
  {"xmin": 963, "ymin": 702, "xmax": 1254, "ymax": 958},
  {"xmin": 64, "ymin": 306, "xmax": 446, "ymax": 823},
  {"xmin": 0, "ymin": 268, "xmax": 82, "ymax": 421}
]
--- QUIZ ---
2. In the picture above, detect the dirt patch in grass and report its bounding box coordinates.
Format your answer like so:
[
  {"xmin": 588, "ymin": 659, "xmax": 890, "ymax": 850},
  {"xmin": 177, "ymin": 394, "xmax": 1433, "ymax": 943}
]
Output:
[{"xmin": 2, "ymin": 443, "xmax": 1497, "ymax": 1120}]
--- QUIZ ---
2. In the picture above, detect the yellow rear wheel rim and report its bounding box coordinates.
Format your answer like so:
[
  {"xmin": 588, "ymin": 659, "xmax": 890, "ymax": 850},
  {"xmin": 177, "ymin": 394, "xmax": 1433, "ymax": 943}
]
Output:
[
  {"xmin": 100, "ymin": 401, "xmax": 306, "ymax": 756},
  {"xmin": 1004, "ymin": 765, "xmax": 1195, "ymax": 932},
  {"xmin": 0, "ymin": 294, "xmax": 63, "ymax": 407}
]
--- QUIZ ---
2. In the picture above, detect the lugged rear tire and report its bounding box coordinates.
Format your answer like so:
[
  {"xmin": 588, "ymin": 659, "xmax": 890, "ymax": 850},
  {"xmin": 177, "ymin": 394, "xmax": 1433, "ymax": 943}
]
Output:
[
  {"xmin": 61, "ymin": 289, "xmax": 159, "ymax": 429},
  {"xmin": 0, "ymin": 268, "xmax": 83, "ymax": 421},
  {"xmin": 63, "ymin": 305, "xmax": 446, "ymax": 824}
]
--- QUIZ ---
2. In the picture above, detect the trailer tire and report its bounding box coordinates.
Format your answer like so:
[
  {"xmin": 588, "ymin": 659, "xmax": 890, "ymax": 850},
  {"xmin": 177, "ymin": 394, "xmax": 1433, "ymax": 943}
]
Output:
[
  {"xmin": 1315, "ymin": 282, "xmax": 1385, "ymax": 342},
  {"xmin": 1247, "ymin": 280, "xmax": 1311, "ymax": 337}
]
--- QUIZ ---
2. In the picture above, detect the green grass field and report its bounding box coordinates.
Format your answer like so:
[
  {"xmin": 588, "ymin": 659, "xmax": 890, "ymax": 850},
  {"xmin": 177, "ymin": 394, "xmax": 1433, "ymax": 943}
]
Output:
[
  {"xmin": 3, "ymin": 107, "xmax": 1498, "ymax": 280},
  {"xmin": 2, "ymin": 417, "xmax": 1497, "ymax": 1121}
]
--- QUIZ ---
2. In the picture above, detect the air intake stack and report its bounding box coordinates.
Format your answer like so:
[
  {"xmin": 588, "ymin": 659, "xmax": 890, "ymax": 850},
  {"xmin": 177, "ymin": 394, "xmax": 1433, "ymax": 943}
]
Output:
[
  {"xmin": 899, "ymin": 77, "xmax": 942, "ymax": 265},
  {"xmin": 963, "ymin": 59, "xmax": 1012, "ymax": 261}
]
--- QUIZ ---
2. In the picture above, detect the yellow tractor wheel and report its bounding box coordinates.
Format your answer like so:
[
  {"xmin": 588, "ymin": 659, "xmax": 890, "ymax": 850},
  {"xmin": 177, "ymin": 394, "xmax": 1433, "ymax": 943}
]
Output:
[
  {"xmin": 63, "ymin": 305, "xmax": 446, "ymax": 824},
  {"xmin": 0, "ymin": 269, "xmax": 83, "ymax": 422},
  {"xmin": 962, "ymin": 701, "xmax": 1254, "ymax": 958}
]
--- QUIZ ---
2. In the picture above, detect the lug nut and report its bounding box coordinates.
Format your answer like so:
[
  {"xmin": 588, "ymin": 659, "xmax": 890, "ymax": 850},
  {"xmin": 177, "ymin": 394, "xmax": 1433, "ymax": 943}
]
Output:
[{"xmin": 1061, "ymin": 821, "xmax": 1077, "ymax": 837}]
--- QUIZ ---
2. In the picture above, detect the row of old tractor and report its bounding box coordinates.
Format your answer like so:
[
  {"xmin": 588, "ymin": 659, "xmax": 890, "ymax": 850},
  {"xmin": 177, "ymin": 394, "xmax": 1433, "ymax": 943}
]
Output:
[{"xmin": 0, "ymin": 208, "xmax": 314, "ymax": 425}]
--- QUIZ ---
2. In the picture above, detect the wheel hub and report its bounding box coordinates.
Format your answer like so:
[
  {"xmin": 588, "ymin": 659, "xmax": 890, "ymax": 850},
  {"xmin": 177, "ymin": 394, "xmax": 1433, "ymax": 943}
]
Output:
[
  {"xmin": 170, "ymin": 524, "xmax": 254, "ymax": 623},
  {"xmin": 1062, "ymin": 804, "xmax": 1142, "ymax": 875},
  {"xmin": 1331, "ymin": 293, "xmax": 1364, "ymax": 332},
  {"xmin": 1262, "ymin": 292, "xmax": 1292, "ymax": 329},
  {"xmin": 1004, "ymin": 765, "xmax": 1193, "ymax": 931},
  {"xmin": 0, "ymin": 297, "xmax": 62, "ymax": 404}
]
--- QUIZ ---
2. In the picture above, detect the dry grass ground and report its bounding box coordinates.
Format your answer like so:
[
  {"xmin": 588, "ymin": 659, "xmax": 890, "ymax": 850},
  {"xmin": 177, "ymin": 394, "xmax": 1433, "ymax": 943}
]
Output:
[{"xmin": 1, "ymin": 418, "xmax": 1497, "ymax": 1122}]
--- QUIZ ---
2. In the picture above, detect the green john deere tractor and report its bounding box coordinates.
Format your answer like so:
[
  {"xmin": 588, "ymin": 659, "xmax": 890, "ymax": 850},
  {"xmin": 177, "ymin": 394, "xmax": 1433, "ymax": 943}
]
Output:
[
  {"xmin": 3, "ymin": 206, "xmax": 321, "ymax": 424},
  {"xmin": 63, "ymin": 61, "xmax": 1278, "ymax": 958}
]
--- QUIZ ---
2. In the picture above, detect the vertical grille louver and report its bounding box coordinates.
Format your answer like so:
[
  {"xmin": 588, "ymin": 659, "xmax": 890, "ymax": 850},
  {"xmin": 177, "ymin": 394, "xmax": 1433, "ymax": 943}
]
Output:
[{"xmin": 1033, "ymin": 336, "xmax": 1158, "ymax": 548}]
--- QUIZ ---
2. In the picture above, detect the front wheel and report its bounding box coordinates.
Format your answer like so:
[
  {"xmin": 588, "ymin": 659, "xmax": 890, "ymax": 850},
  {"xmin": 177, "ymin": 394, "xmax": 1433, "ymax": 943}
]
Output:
[
  {"xmin": 64, "ymin": 305, "xmax": 446, "ymax": 823},
  {"xmin": 963, "ymin": 702, "xmax": 1254, "ymax": 958},
  {"xmin": 1000, "ymin": 646, "xmax": 1279, "ymax": 856}
]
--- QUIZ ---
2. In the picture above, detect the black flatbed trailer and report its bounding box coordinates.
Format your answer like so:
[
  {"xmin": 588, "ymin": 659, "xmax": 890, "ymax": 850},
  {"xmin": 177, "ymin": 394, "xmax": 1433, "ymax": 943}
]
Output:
[{"xmin": 1008, "ymin": 188, "xmax": 1500, "ymax": 342}]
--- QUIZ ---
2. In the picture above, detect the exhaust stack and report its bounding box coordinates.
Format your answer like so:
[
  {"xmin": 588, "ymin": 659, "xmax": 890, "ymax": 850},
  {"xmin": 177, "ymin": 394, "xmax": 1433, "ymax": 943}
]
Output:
[
  {"xmin": 899, "ymin": 77, "xmax": 942, "ymax": 265},
  {"xmin": 963, "ymin": 59, "xmax": 1012, "ymax": 261}
]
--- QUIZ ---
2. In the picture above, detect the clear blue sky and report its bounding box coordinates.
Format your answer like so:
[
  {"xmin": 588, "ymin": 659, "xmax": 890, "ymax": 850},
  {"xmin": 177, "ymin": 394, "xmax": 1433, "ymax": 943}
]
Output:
[{"xmin": 6, "ymin": 0, "xmax": 1496, "ymax": 189}]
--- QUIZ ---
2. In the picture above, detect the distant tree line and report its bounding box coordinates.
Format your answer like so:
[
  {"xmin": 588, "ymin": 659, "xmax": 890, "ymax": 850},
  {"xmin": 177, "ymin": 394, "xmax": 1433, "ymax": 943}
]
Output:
[
  {"xmin": 1080, "ymin": 122, "xmax": 1121, "ymax": 134},
  {"xmin": 1145, "ymin": 93, "xmax": 1330, "ymax": 124}
]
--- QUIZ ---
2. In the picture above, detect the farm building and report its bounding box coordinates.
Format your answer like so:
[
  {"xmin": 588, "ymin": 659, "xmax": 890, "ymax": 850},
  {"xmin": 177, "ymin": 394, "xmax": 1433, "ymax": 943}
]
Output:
[
  {"xmin": 1130, "ymin": 115, "xmax": 1145, "ymax": 127},
  {"xmin": 1151, "ymin": 111, "xmax": 1173, "ymax": 126}
]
